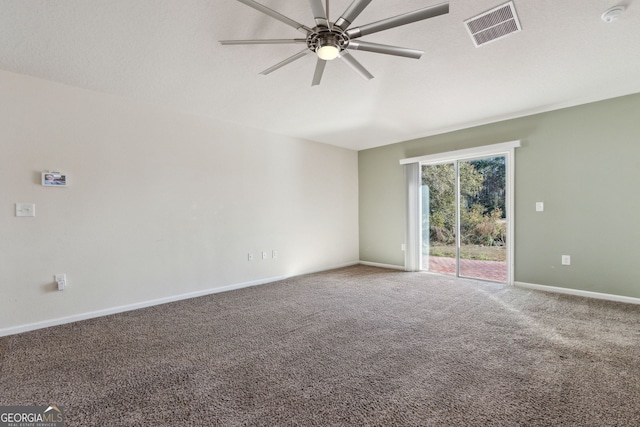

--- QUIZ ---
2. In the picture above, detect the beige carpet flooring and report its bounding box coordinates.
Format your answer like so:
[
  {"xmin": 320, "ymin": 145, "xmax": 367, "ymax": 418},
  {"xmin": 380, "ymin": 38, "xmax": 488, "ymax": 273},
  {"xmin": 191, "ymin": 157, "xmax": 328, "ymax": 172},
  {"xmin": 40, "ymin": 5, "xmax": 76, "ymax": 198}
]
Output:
[{"xmin": 1, "ymin": 265, "xmax": 639, "ymax": 426}]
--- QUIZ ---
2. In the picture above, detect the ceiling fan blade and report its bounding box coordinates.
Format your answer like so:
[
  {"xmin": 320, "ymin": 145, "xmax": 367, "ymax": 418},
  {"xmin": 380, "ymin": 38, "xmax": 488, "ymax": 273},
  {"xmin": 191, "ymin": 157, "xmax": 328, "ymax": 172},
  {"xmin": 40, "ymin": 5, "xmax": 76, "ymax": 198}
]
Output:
[
  {"xmin": 346, "ymin": 2, "xmax": 449, "ymax": 39},
  {"xmin": 260, "ymin": 49, "xmax": 311, "ymax": 75},
  {"xmin": 220, "ymin": 39, "xmax": 307, "ymax": 45},
  {"xmin": 308, "ymin": 0, "xmax": 329, "ymax": 28},
  {"xmin": 311, "ymin": 58, "xmax": 327, "ymax": 86},
  {"xmin": 334, "ymin": 0, "xmax": 373, "ymax": 31},
  {"xmin": 346, "ymin": 40, "xmax": 423, "ymax": 59},
  {"xmin": 339, "ymin": 51, "xmax": 374, "ymax": 80},
  {"xmin": 236, "ymin": 0, "xmax": 312, "ymax": 34}
]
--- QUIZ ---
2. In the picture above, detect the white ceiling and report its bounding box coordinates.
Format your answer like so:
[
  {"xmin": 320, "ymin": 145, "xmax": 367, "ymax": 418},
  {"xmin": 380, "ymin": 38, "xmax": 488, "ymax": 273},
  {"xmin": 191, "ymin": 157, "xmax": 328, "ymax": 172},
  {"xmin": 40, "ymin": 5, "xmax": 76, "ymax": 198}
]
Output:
[{"xmin": 1, "ymin": 0, "xmax": 639, "ymax": 151}]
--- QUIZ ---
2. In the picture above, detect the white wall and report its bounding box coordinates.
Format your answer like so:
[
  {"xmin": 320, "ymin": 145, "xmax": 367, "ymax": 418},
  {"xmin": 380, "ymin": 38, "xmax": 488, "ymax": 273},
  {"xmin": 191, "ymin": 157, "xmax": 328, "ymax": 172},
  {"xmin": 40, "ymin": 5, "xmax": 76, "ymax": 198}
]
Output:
[{"xmin": 0, "ymin": 70, "xmax": 359, "ymax": 335}]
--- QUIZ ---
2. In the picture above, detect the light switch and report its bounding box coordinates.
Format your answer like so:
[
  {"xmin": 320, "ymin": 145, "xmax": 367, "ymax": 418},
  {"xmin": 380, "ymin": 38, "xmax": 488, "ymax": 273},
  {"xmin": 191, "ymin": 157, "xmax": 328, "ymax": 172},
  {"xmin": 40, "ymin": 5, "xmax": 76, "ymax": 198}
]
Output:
[
  {"xmin": 55, "ymin": 274, "xmax": 66, "ymax": 291},
  {"xmin": 16, "ymin": 203, "xmax": 36, "ymax": 217},
  {"xmin": 535, "ymin": 202, "xmax": 544, "ymax": 212}
]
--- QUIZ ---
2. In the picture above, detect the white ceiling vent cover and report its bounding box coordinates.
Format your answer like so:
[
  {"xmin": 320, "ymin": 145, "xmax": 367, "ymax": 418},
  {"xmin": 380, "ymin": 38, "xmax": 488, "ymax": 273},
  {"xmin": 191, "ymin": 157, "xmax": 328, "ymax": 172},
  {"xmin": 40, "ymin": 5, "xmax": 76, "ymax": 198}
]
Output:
[{"xmin": 464, "ymin": 1, "xmax": 522, "ymax": 47}]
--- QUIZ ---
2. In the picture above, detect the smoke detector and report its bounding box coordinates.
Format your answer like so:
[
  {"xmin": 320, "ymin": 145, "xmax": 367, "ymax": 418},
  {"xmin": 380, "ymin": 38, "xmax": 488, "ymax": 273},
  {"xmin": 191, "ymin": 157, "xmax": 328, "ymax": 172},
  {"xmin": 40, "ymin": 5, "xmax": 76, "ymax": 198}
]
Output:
[{"xmin": 601, "ymin": 6, "xmax": 625, "ymax": 23}]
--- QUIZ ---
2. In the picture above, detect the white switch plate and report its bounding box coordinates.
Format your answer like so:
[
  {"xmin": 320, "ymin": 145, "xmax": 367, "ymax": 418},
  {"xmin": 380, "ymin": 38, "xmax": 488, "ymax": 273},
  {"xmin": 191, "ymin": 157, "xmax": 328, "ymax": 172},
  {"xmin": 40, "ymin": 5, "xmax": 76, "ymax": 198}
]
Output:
[
  {"xmin": 561, "ymin": 255, "xmax": 571, "ymax": 266},
  {"xmin": 536, "ymin": 202, "xmax": 544, "ymax": 212},
  {"xmin": 16, "ymin": 203, "xmax": 36, "ymax": 217},
  {"xmin": 262, "ymin": 251, "xmax": 268, "ymax": 260},
  {"xmin": 55, "ymin": 274, "xmax": 66, "ymax": 291},
  {"xmin": 272, "ymin": 250, "xmax": 278, "ymax": 259}
]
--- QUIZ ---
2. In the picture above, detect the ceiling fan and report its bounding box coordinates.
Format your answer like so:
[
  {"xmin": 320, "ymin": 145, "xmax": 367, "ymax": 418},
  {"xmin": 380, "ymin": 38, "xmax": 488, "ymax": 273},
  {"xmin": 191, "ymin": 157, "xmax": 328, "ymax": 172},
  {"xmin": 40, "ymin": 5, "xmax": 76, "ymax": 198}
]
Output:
[{"xmin": 220, "ymin": 0, "xmax": 450, "ymax": 86}]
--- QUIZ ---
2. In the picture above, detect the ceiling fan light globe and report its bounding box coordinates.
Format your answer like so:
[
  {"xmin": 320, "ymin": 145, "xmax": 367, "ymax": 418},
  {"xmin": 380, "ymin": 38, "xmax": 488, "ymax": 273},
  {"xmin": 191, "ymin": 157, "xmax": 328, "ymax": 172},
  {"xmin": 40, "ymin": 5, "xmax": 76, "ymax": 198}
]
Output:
[{"xmin": 317, "ymin": 45, "xmax": 340, "ymax": 61}]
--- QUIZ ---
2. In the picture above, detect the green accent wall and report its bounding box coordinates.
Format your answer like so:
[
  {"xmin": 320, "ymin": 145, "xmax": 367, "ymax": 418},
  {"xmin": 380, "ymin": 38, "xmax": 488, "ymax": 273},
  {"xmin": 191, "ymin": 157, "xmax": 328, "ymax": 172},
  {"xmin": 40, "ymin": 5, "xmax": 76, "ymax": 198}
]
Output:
[{"xmin": 359, "ymin": 93, "xmax": 640, "ymax": 298}]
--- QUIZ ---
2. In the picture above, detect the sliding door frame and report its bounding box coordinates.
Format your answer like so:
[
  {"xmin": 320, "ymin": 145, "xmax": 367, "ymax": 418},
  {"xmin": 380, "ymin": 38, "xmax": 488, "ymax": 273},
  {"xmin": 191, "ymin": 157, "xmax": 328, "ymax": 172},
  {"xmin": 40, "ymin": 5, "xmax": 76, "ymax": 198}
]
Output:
[{"xmin": 401, "ymin": 140, "xmax": 520, "ymax": 285}]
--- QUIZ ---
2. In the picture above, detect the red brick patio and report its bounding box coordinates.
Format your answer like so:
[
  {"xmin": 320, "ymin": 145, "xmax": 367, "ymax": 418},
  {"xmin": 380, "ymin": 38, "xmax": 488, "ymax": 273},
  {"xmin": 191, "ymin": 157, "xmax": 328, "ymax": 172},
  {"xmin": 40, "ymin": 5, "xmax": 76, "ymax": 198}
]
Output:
[{"xmin": 424, "ymin": 256, "xmax": 507, "ymax": 282}]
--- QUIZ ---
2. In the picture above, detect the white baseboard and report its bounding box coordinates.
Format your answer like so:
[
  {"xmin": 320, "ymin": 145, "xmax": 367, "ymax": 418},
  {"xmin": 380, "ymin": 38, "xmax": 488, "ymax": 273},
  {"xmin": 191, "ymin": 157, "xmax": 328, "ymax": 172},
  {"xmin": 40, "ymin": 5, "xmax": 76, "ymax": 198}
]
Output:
[
  {"xmin": 515, "ymin": 281, "xmax": 640, "ymax": 305},
  {"xmin": 0, "ymin": 262, "xmax": 359, "ymax": 338},
  {"xmin": 358, "ymin": 261, "xmax": 405, "ymax": 270},
  {"xmin": 9, "ymin": 266, "xmax": 636, "ymax": 338}
]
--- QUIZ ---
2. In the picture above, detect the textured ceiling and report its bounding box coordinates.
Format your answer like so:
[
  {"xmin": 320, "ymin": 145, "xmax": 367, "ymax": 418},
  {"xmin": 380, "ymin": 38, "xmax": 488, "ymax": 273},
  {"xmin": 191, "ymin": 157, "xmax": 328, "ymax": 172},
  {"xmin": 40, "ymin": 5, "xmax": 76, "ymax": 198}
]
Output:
[{"xmin": 1, "ymin": 0, "xmax": 639, "ymax": 150}]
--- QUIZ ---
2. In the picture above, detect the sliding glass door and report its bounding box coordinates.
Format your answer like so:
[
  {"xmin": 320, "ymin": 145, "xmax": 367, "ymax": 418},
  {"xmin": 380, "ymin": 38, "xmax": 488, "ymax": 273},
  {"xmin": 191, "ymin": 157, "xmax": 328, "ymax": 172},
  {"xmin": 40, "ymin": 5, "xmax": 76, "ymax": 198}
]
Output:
[
  {"xmin": 421, "ymin": 162, "xmax": 457, "ymax": 275},
  {"xmin": 458, "ymin": 156, "xmax": 507, "ymax": 281},
  {"xmin": 421, "ymin": 155, "xmax": 508, "ymax": 283}
]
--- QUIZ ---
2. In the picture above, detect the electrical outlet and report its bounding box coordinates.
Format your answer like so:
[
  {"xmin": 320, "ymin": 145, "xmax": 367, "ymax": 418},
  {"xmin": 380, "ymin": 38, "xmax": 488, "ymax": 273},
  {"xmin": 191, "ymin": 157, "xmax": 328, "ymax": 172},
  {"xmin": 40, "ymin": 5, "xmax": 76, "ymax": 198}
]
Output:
[
  {"xmin": 248, "ymin": 253, "xmax": 254, "ymax": 261},
  {"xmin": 561, "ymin": 255, "xmax": 571, "ymax": 266}
]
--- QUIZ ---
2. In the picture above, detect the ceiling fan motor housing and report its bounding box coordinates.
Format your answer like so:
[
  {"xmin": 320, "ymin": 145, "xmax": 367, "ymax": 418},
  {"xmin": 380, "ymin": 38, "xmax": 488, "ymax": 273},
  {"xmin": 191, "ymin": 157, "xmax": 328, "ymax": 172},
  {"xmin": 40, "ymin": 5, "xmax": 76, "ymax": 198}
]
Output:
[{"xmin": 308, "ymin": 28, "xmax": 350, "ymax": 58}]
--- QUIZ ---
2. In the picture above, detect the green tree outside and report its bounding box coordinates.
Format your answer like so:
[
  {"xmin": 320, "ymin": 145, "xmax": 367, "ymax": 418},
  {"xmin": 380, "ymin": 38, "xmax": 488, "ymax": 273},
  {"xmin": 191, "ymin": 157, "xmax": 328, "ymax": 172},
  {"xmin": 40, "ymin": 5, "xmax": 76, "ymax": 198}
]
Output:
[{"xmin": 422, "ymin": 157, "xmax": 506, "ymax": 250}]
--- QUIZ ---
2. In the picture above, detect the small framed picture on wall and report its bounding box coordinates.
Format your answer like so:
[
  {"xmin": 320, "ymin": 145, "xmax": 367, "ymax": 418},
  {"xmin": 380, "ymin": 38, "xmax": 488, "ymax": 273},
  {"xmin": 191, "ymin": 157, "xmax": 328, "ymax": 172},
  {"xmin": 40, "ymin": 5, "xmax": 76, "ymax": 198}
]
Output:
[{"xmin": 42, "ymin": 172, "xmax": 67, "ymax": 187}]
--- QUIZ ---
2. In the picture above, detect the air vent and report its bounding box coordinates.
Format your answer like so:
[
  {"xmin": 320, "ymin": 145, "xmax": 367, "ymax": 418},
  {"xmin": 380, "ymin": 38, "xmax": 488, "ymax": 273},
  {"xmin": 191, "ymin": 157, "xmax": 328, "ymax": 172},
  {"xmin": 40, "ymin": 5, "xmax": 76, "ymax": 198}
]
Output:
[{"xmin": 464, "ymin": 1, "xmax": 521, "ymax": 47}]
